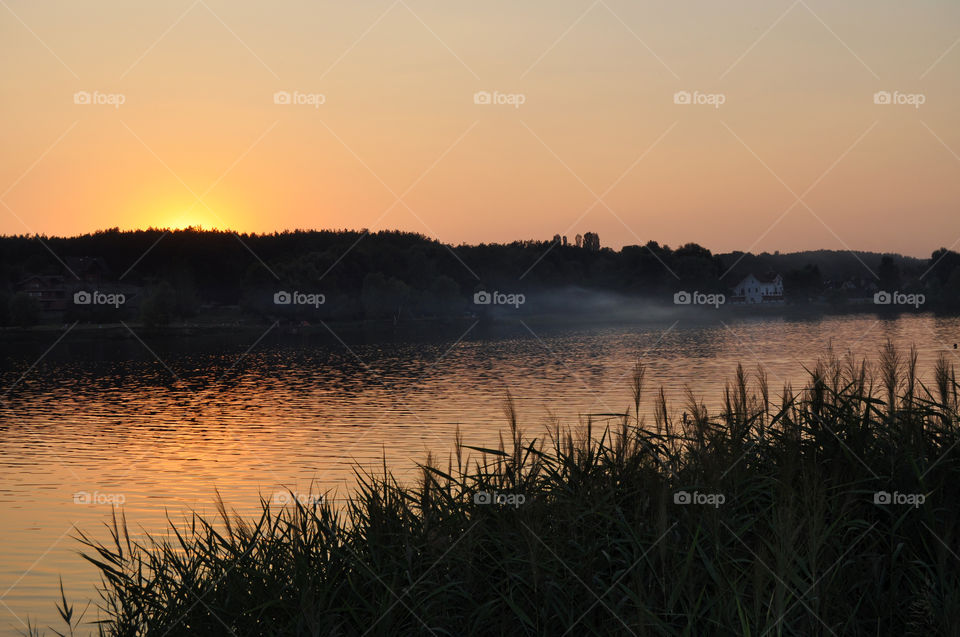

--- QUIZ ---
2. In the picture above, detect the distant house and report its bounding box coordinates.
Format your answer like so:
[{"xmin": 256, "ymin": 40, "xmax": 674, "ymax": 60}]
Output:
[
  {"xmin": 731, "ymin": 273, "xmax": 784, "ymax": 304},
  {"xmin": 14, "ymin": 256, "xmax": 141, "ymax": 318},
  {"xmin": 65, "ymin": 256, "xmax": 112, "ymax": 285},
  {"xmin": 15, "ymin": 274, "xmax": 69, "ymax": 312}
]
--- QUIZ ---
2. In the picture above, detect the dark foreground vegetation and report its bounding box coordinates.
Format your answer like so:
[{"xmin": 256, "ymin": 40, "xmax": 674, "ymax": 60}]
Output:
[{"xmin": 40, "ymin": 345, "xmax": 960, "ymax": 635}]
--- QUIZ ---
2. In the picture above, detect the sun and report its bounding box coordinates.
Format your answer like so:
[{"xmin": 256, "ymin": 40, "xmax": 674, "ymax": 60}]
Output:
[
  {"xmin": 131, "ymin": 191, "xmax": 246, "ymax": 232},
  {"xmin": 164, "ymin": 211, "xmax": 212, "ymax": 230},
  {"xmin": 148, "ymin": 207, "xmax": 228, "ymax": 232}
]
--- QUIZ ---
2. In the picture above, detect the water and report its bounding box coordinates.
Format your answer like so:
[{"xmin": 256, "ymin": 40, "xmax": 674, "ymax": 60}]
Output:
[{"xmin": 1, "ymin": 313, "xmax": 958, "ymax": 634}]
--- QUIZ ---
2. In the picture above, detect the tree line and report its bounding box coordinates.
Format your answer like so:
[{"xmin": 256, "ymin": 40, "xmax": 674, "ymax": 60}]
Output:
[{"xmin": 0, "ymin": 228, "xmax": 955, "ymax": 326}]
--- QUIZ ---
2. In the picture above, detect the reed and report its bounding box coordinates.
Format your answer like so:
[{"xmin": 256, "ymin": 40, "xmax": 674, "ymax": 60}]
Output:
[{"xmin": 37, "ymin": 343, "xmax": 960, "ymax": 635}]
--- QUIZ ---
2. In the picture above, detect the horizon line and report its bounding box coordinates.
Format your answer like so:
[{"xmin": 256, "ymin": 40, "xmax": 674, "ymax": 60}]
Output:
[{"xmin": 0, "ymin": 226, "xmax": 939, "ymax": 260}]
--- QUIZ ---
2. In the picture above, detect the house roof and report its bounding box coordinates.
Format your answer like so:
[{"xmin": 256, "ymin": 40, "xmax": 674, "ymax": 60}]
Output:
[
  {"xmin": 736, "ymin": 272, "xmax": 782, "ymax": 287},
  {"xmin": 15, "ymin": 274, "xmax": 66, "ymax": 287},
  {"xmin": 65, "ymin": 256, "xmax": 111, "ymax": 276},
  {"xmin": 753, "ymin": 272, "xmax": 781, "ymax": 283}
]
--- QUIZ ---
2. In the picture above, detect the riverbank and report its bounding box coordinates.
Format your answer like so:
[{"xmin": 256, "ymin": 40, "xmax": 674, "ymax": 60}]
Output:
[
  {"xmin": 1, "ymin": 301, "xmax": 950, "ymax": 346},
  {"xmin": 40, "ymin": 345, "xmax": 960, "ymax": 635}
]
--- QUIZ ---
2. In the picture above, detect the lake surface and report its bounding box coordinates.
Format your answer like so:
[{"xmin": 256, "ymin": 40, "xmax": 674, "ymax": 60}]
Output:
[{"xmin": 1, "ymin": 313, "xmax": 959, "ymax": 634}]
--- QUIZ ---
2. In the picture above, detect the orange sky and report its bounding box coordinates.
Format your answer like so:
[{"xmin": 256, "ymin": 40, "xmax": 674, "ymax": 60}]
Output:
[{"xmin": 1, "ymin": 0, "xmax": 958, "ymax": 256}]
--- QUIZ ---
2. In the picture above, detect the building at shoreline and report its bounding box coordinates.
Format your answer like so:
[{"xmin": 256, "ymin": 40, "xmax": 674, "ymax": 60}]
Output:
[
  {"xmin": 730, "ymin": 273, "xmax": 784, "ymax": 304},
  {"xmin": 14, "ymin": 256, "xmax": 142, "ymax": 319}
]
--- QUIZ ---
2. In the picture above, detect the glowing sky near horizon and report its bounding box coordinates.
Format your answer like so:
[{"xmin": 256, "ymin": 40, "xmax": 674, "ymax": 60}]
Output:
[{"xmin": 1, "ymin": 0, "xmax": 958, "ymax": 256}]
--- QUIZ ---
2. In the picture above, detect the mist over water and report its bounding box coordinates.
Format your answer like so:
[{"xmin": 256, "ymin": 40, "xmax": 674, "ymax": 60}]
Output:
[{"xmin": 483, "ymin": 286, "xmax": 727, "ymax": 322}]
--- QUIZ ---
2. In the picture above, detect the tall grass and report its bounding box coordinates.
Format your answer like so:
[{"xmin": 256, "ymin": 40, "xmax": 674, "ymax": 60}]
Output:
[{"xmin": 41, "ymin": 344, "xmax": 960, "ymax": 635}]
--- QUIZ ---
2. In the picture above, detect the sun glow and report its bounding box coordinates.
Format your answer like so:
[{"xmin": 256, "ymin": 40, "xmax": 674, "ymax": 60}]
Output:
[
  {"xmin": 159, "ymin": 210, "xmax": 222, "ymax": 231},
  {"xmin": 133, "ymin": 195, "xmax": 244, "ymax": 233}
]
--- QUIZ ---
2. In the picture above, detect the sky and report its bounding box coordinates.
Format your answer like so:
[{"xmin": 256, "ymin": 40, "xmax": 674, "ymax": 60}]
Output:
[{"xmin": 1, "ymin": 0, "xmax": 958, "ymax": 256}]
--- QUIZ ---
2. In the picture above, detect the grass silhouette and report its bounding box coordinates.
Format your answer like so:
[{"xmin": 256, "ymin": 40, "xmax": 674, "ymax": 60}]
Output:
[{"xmin": 36, "ymin": 343, "xmax": 960, "ymax": 635}]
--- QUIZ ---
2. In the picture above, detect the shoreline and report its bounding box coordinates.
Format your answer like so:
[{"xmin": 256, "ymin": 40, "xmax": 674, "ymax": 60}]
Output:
[{"xmin": 0, "ymin": 303, "xmax": 951, "ymax": 343}]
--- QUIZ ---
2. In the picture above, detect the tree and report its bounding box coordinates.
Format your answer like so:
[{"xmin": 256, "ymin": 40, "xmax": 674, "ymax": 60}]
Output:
[
  {"xmin": 422, "ymin": 275, "xmax": 461, "ymax": 316},
  {"xmin": 928, "ymin": 248, "xmax": 960, "ymax": 286},
  {"xmin": 943, "ymin": 267, "xmax": 960, "ymax": 309},
  {"xmin": 168, "ymin": 268, "xmax": 200, "ymax": 317},
  {"xmin": 0, "ymin": 291, "xmax": 10, "ymax": 327},
  {"xmin": 9, "ymin": 293, "xmax": 40, "ymax": 327},
  {"xmin": 583, "ymin": 232, "xmax": 600, "ymax": 252},
  {"xmin": 878, "ymin": 255, "xmax": 901, "ymax": 292},
  {"xmin": 140, "ymin": 281, "xmax": 177, "ymax": 327},
  {"xmin": 784, "ymin": 264, "xmax": 823, "ymax": 301},
  {"xmin": 361, "ymin": 273, "xmax": 410, "ymax": 320}
]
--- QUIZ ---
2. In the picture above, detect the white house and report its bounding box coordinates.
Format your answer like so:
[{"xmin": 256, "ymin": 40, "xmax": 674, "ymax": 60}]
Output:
[{"xmin": 732, "ymin": 273, "xmax": 784, "ymax": 304}]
